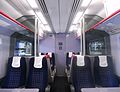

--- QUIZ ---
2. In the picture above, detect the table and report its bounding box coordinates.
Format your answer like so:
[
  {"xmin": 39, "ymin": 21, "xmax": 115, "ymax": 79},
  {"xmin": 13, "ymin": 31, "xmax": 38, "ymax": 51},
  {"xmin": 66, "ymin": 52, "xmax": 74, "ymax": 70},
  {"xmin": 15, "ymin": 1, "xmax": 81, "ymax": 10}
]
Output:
[{"xmin": 81, "ymin": 87, "xmax": 120, "ymax": 92}]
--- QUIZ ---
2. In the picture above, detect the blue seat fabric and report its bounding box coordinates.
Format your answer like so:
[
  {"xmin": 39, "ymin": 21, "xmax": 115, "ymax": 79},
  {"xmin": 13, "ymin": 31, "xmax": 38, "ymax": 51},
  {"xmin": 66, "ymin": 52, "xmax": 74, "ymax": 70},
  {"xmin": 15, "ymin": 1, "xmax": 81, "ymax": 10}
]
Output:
[
  {"xmin": 94, "ymin": 56, "xmax": 119, "ymax": 87},
  {"xmin": 26, "ymin": 57, "xmax": 48, "ymax": 92},
  {"xmin": 1, "ymin": 57, "xmax": 26, "ymax": 88},
  {"xmin": 72, "ymin": 56, "xmax": 95, "ymax": 92}
]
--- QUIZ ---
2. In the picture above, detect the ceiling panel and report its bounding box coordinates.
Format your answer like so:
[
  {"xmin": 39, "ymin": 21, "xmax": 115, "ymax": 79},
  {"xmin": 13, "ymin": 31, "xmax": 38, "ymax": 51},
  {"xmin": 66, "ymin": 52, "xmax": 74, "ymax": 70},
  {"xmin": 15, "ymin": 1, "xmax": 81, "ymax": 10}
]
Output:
[
  {"xmin": 44, "ymin": 0, "xmax": 59, "ymax": 33},
  {"xmin": 44, "ymin": 0, "xmax": 74, "ymax": 33},
  {"xmin": 60, "ymin": 0, "xmax": 74, "ymax": 33}
]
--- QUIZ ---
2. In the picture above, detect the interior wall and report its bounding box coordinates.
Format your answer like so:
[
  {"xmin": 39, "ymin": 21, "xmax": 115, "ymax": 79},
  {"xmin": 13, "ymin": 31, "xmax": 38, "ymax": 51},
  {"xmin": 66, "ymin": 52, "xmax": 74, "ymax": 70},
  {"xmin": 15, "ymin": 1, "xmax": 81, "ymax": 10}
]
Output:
[
  {"xmin": 39, "ymin": 34, "xmax": 55, "ymax": 53},
  {"xmin": 66, "ymin": 33, "xmax": 80, "ymax": 52},
  {"xmin": 0, "ymin": 35, "xmax": 10, "ymax": 78},
  {"xmin": 110, "ymin": 33, "xmax": 120, "ymax": 77},
  {"xmin": 39, "ymin": 33, "xmax": 80, "ymax": 76}
]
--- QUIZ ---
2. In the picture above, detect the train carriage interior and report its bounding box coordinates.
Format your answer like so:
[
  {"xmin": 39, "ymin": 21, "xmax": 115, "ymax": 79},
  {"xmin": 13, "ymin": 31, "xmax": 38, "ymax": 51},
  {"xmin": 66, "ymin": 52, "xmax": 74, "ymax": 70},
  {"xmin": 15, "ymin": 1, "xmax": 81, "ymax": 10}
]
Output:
[{"xmin": 0, "ymin": 0, "xmax": 120, "ymax": 92}]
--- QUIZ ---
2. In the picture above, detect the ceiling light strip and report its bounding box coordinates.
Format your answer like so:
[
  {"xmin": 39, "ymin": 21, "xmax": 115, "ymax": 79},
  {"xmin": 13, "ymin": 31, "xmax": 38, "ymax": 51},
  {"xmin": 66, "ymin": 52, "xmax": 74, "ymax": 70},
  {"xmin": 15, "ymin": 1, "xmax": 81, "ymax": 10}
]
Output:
[
  {"xmin": 65, "ymin": 0, "xmax": 81, "ymax": 33},
  {"xmin": 26, "ymin": 0, "xmax": 52, "ymax": 32}
]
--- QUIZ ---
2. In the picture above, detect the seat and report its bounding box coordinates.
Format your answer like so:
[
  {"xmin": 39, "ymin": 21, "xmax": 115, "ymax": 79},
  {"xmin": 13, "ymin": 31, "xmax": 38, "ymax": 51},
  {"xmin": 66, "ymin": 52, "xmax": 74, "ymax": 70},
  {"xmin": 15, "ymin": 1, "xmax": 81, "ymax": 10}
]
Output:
[
  {"xmin": 94, "ymin": 56, "xmax": 119, "ymax": 87},
  {"xmin": 66, "ymin": 52, "xmax": 80, "ymax": 82},
  {"xmin": 26, "ymin": 56, "xmax": 49, "ymax": 92},
  {"xmin": 71, "ymin": 55, "xmax": 95, "ymax": 92},
  {"xmin": 46, "ymin": 52, "xmax": 56, "ymax": 82},
  {"xmin": 66, "ymin": 52, "xmax": 80, "ymax": 71},
  {"xmin": 47, "ymin": 52, "xmax": 55, "ymax": 71},
  {"xmin": 1, "ymin": 57, "xmax": 26, "ymax": 88}
]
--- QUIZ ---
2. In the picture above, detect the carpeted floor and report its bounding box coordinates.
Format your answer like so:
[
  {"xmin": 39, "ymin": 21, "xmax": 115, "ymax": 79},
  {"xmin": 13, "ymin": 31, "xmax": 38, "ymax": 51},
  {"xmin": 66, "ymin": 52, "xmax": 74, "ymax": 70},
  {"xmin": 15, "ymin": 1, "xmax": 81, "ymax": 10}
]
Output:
[{"xmin": 50, "ymin": 76, "xmax": 71, "ymax": 92}]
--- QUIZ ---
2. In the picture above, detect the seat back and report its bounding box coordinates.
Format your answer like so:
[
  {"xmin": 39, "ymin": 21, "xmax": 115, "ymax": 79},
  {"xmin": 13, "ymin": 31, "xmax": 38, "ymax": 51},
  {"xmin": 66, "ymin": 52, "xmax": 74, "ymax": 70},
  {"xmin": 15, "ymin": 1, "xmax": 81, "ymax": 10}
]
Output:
[
  {"xmin": 26, "ymin": 56, "xmax": 48, "ymax": 92},
  {"xmin": 94, "ymin": 56, "xmax": 119, "ymax": 87},
  {"xmin": 47, "ymin": 52, "xmax": 55, "ymax": 71},
  {"xmin": 72, "ymin": 55, "xmax": 95, "ymax": 92},
  {"xmin": 66, "ymin": 52, "xmax": 74, "ymax": 70},
  {"xmin": 1, "ymin": 57, "xmax": 26, "ymax": 88}
]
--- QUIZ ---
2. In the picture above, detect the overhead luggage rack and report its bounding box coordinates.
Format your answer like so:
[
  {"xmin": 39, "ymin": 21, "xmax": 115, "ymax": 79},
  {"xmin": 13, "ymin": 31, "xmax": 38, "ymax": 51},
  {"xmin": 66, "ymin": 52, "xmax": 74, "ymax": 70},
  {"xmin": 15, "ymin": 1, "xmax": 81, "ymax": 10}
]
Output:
[
  {"xmin": 87, "ymin": 9, "xmax": 120, "ymax": 35},
  {"xmin": 0, "ymin": 10, "xmax": 33, "ymax": 37}
]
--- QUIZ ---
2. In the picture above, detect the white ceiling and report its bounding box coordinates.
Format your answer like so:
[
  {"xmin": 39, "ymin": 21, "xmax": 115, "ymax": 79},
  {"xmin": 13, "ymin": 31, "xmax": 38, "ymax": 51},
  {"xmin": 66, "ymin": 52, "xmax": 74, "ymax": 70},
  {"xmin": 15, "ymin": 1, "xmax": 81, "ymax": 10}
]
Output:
[
  {"xmin": 0, "ymin": 0, "xmax": 106, "ymax": 33},
  {"xmin": 44, "ymin": 0, "xmax": 74, "ymax": 33}
]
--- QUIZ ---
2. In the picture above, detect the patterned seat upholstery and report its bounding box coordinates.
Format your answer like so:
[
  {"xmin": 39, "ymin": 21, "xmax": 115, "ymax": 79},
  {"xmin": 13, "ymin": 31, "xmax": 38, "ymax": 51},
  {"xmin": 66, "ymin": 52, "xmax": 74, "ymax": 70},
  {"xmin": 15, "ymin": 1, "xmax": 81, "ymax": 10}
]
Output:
[
  {"xmin": 26, "ymin": 57, "xmax": 48, "ymax": 92},
  {"xmin": 94, "ymin": 56, "xmax": 119, "ymax": 87},
  {"xmin": 1, "ymin": 57, "xmax": 26, "ymax": 88},
  {"xmin": 50, "ymin": 53, "xmax": 55, "ymax": 71},
  {"xmin": 72, "ymin": 55, "xmax": 95, "ymax": 92}
]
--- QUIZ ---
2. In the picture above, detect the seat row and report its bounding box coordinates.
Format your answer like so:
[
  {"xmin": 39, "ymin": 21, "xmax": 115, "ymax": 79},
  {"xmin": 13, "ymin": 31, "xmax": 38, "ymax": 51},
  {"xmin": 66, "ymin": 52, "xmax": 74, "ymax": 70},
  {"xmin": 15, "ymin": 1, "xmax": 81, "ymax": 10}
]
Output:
[
  {"xmin": 65, "ymin": 52, "xmax": 119, "ymax": 92},
  {"xmin": 1, "ymin": 52, "xmax": 56, "ymax": 92}
]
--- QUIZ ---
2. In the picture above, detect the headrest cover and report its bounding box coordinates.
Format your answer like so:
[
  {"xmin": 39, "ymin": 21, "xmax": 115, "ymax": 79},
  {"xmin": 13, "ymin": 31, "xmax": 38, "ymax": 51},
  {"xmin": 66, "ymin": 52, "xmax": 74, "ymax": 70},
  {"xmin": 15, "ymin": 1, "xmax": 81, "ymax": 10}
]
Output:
[
  {"xmin": 48, "ymin": 52, "xmax": 52, "ymax": 58},
  {"xmin": 12, "ymin": 56, "xmax": 21, "ymax": 68},
  {"xmin": 76, "ymin": 55, "xmax": 85, "ymax": 66},
  {"xmin": 68, "ymin": 52, "xmax": 73, "ymax": 58},
  {"xmin": 34, "ymin": 55, "xmax": 45, "ymax": 68},
  {"xmin": 99, "ymin": 56, "xmax": 108, "ymax": 67}
]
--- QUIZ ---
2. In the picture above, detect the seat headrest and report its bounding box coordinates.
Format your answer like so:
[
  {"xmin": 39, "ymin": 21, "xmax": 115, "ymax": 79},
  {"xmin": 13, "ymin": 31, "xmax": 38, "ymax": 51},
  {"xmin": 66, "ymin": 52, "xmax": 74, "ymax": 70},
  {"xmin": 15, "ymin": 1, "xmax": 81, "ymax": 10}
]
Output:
[
  {"xmin": 48, "ymin": 52, "xmax": 52, "ymax": 58},
  {"xmin": 12, "ymin": 56, "xmax": 21, "ymax": 68},
  {"xmin": 76, "ymin": 55, "xmax": 85, "ymax": 66},
  {"xmin": 99, "ymin": 56, "xmax": 108, "ymax": 67},
  {"xmin": 68, "ymin": 52, "xmax": 73, "ymax": 58},
  {"xmin": 34, "ymin": 55, "xmax": 45, "ymax": 68}
]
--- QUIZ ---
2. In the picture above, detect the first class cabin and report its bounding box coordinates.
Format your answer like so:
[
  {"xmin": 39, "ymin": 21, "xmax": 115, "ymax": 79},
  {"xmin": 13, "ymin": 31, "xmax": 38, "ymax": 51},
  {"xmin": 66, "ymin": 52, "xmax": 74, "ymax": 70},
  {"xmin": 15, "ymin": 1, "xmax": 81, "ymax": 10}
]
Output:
[{"xmin": 0, "ymin": 0, "xmax": 120, "ymax": 92}]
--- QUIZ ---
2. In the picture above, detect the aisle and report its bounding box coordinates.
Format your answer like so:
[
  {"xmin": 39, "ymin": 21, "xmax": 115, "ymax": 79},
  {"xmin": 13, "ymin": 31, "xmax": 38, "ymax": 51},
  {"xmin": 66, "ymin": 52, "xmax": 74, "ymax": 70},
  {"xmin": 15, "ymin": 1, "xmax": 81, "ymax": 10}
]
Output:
[{"xmin": 50, "ymin": 76, "xmax": 71, "ymax": 92}]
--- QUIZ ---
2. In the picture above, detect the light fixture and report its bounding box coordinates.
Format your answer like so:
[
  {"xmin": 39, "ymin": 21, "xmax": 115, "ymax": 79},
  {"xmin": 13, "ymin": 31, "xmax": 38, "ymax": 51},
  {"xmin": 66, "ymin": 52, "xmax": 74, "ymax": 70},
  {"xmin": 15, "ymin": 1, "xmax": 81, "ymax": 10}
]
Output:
[
  {"xmin": 73, "ymin": 12, "xmax": 83, "ymax": 24},
  {"xmin": 45, "ymin": 25, "xmax": 51, "ymax": 32},
  {"xmin": 81, "ymin": 0, "xmax": 92, "ymax": 7},
  {"xmin": 40, "ymin": 23, "xmax": 46, "ymax": 30},
  {"xmin": 26, "ymin": 0, "xmax": 38, "ymax": 9},
  {"xmin": 36, "ymin": 12, "xmax": 48, "ymax": 24},
  {"xmin": 69, "ymin": 25, "xmax": 77, "ymax": 32}
]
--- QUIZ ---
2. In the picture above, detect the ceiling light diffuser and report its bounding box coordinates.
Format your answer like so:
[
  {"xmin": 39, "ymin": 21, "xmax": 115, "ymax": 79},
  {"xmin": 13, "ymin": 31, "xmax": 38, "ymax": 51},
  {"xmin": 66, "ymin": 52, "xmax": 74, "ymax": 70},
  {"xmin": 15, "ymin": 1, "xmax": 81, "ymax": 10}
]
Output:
[
  {"xmin": 45, "ymin": 25, "xmax": 51, "ymax": 32},
  {"xmin": 73, "ymin": 12, "xmax": 83, "ymax": 24},
  {"xmin": 36, "ymin": 12, "xmax": 48, "ymax": 24},
  {"xmin": 69, "ymin": 25, "xmax": 77, "ymax": 32},
  {"xmin": 40, "ymin": 24, "xmax": 46, "ymax": 30}
]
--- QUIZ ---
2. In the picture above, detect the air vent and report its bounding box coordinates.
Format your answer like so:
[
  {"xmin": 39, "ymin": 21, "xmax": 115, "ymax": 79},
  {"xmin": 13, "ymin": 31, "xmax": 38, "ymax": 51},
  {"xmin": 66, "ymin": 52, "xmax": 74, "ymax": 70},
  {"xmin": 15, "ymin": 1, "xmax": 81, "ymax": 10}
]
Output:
[
  {"xmin": 38, "ymin": 0, "xmax": 55, "ymax": 33},
  {"xmin": 38, "ymin": 0, "xmax": 48, "ymax": 14},
  {"xmin": 66, "ymin": 0, "xmax": 81, "ymax": 33}
]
